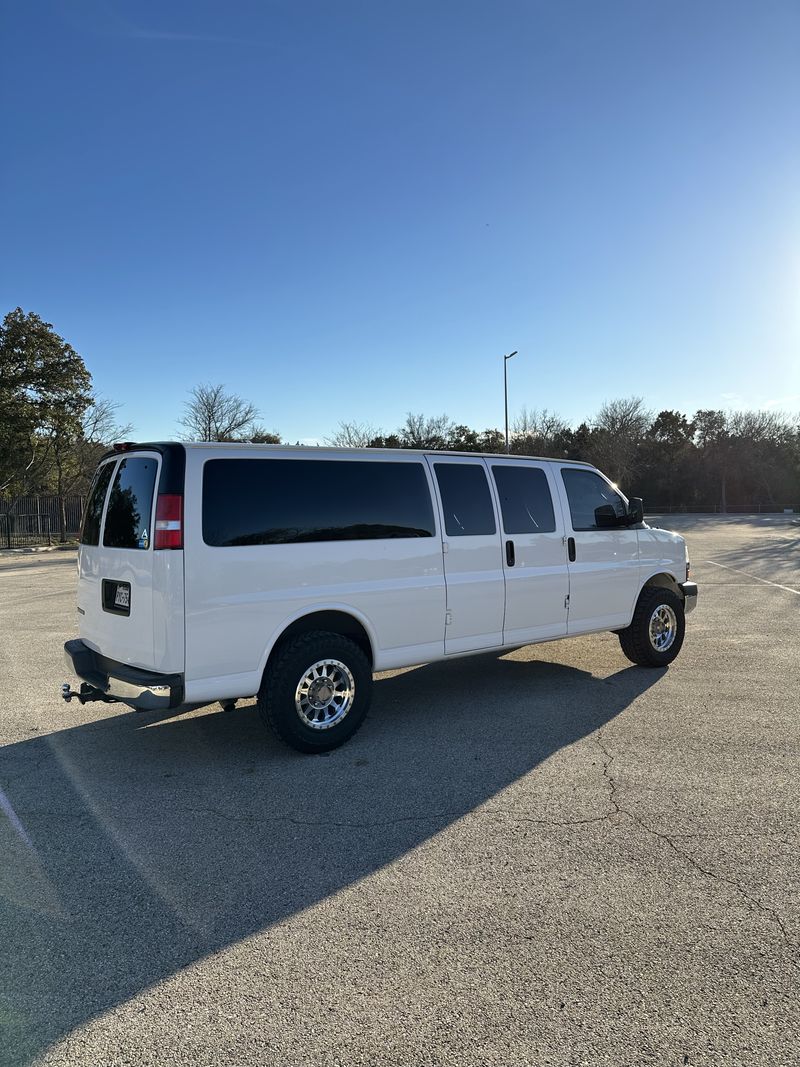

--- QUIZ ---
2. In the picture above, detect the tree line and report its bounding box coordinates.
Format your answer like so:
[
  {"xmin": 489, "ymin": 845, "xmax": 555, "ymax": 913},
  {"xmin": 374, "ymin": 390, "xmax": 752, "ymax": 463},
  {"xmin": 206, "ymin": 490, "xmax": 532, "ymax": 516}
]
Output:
[
  {"xmin": 2, "ymin": 309, "xmax": 798, "ymax": 535},
  {"xmin": 326, "ymin": 402, "xmax": 800, "ymax": 510}
]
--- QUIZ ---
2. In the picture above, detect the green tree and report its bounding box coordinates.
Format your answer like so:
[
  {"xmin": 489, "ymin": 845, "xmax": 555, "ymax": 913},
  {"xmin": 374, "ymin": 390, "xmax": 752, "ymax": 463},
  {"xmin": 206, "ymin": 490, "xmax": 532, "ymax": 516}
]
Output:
[
  {"xmin": 639, "ymin": 410, "xmax": 697, "ymax": 507},
  {"xmin": 0, "ymin": 308, "xmax": 92, "ymax": 496},
  {"xmin": 446, "ymin": 424, "xmax": 482, "ymax": 452},
  {"xmin": 563, "ymin": 422, "xmax": 594, "ymax": 461},
  {"xmin": 477, "ymin": 428, "xmax": 506, "ymax": 453},
  {"xmin": 693, "ymin": 409, "xmax": 730, "ymax": 510}
]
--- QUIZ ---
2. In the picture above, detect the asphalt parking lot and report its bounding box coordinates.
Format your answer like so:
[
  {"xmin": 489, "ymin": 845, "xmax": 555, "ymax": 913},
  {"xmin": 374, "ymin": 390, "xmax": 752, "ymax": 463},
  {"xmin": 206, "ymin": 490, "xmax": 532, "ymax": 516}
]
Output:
[{"xmin": 1, "ymin": 516, "xmax": 798, "ymax": 1067}]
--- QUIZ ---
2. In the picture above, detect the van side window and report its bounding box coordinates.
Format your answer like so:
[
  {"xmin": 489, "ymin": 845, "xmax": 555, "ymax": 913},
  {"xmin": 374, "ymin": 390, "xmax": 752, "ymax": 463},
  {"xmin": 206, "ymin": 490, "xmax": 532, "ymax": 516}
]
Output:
[
  {"xmin": 434, "ymin": 463, "xmax": 496, "ymax": 537},
  {"xmin": 561, "ymin": 469, "xmax": 626, "ymax": 531},
  {"xmin": 80, "ymin": 462, "xmax": 115, "ymax": 546},
  {"xmin": 103, "ymin": 458, "xmax": 158, "ymax": 549},
  {"xmin": 491, "ymin": 465, "xmax": 556, "ymax": 534},
  {"xmin": 203, "ymin": 459, "xmax": 436, "ymax": 546}
]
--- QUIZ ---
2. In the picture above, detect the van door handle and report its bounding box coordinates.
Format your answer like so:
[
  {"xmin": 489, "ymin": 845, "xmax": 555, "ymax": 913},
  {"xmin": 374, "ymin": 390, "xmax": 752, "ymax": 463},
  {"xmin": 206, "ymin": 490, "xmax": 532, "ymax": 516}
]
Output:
[
  {"xmin": 567, "ymin": 536, "xmax": 576, "ymax": 562},
  {"xmin": 505, "ymin": 540, "xmax": 515, "ymax": 567}
]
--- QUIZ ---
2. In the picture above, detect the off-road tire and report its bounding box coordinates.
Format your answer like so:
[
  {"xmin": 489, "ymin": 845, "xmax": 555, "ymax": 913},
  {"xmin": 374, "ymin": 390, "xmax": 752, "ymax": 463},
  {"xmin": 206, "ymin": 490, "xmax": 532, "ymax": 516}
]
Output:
[
  {"xmin": 258, "ymin": 631, "xmax": 373, "ymax": 753},
  {"xmin": 618, "ymin": 587, "xmax": 686, "ymax": 667}
]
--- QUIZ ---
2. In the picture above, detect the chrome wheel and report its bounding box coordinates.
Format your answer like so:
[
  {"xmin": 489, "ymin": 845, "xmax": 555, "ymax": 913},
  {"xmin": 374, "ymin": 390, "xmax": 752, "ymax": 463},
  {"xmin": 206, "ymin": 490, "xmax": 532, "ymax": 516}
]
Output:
[
  {"xmin": 649, "ymin": 604, "xmax": 678, "ymax": 652},
  {"xmin": 294, "ymin": 659, "xmax": 355, "ymax": 730}
]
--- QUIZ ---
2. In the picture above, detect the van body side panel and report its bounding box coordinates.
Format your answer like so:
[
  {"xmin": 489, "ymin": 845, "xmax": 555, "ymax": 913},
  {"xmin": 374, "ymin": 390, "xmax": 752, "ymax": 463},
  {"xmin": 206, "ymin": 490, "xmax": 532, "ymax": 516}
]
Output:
[
  {"xmin": 184, "ymin": 540, "xmax": 446, "ymax": 686},
  {"xmin": 183, "ymin": 450, "xmax": 446, "ymax": 697},
  {"xmin": 151, "ymin": 550, "xmax": 185, "ymax": 673},
  {"xmin": 636, "ymin": 526, "xmax": 687, "ymax": 595}
]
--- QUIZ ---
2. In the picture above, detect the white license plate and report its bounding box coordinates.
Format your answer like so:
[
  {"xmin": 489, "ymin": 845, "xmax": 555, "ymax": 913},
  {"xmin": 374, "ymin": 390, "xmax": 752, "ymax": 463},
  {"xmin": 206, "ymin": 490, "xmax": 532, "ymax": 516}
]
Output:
[{"xmin": 114, "ymin": 586, "xmax": 130, "ymax": 609}]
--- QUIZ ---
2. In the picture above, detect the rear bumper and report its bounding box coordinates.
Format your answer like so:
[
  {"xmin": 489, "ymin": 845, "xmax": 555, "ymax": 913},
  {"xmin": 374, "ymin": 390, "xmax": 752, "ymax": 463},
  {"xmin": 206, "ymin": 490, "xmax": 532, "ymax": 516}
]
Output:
[
  {"xmin": 680, "ymin": 581, "xmax": 698, "ymax": 615},
  {"xmin": 63, "ymin": 639, "xmax": 184, "ymax": 711}
]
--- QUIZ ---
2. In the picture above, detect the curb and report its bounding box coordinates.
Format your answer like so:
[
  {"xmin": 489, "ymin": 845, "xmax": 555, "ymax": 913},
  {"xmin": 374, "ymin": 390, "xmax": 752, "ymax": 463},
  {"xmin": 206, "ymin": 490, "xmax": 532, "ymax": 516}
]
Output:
[{"xmin": 0, "ymin": 544, "xmax": 78, "ymax": 557}]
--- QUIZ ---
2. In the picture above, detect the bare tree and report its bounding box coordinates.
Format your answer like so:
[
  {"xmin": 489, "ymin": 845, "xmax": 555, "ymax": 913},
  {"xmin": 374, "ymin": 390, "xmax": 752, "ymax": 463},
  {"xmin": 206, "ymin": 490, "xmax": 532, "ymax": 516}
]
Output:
[
  {"xmin": 399, "ymin": 413, "xmax": 455, "ymax": 449},
  {"xmin": 512, "ymin": 407, "xmax": 565, "ymax": 439},
  {"xmin": 325, "ymin": 421, "xmax": 382, "ymax": 448},
  {"xmin": 82, "ymin": 395, "xmax": 133, "ymax": 448},
  {"xmin": 179, "ymin": 383, "xmax": 262, "ymax": 442},
  {"xmin": 589, "ymin": 396, "xmax": 653, "ymax": 485},
  {"xmin": 49, "ymin": 396, "xmax": 133, "ymax": 540},
  {"xmin": 511, "ymin": 407, "xmax": 570, "ymax": 455}
]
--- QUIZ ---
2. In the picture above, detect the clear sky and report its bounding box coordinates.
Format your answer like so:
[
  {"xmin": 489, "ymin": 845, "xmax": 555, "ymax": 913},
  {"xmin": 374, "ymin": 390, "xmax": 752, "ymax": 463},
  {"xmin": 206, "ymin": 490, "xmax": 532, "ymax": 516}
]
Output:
[{"xmin": 2, "ymin": 0, "xmax": 798, "ymax": 443}]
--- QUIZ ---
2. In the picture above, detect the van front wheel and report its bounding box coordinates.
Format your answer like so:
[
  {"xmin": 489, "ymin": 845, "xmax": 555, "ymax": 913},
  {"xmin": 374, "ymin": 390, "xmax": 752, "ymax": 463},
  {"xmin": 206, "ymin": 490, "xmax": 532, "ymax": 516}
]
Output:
[
  {"xmin": 258, "ymin": 631, "xmax": 373, "ymax": 753},
  {"xmin": 617, "ymin": 587, "xmax": 685, "ymax": 667}
]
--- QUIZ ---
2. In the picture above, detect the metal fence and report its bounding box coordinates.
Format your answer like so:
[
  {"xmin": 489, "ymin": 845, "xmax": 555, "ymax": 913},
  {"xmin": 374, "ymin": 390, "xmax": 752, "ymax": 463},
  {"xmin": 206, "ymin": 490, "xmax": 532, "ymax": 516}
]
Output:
[{"xmin": 0, "ymin": 495, "xmax": 85, "ymax": 548}]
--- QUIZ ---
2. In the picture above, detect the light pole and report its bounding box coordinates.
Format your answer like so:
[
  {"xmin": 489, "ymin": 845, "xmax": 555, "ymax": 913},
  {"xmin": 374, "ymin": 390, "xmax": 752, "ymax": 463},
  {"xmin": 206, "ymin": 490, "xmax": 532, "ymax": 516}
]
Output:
[{"xmin": 503, "ymin": 350, "xmax": 518, "ymax": 453}]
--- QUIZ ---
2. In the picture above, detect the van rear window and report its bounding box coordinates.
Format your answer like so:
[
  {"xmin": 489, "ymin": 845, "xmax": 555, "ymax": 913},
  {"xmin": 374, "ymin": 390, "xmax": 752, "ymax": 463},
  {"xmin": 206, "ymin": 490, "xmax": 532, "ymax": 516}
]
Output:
[
  {"xmin": 103, "ymin": 457, "xmax": 158, "ymax": 549},
  {"xmin": 203, "ymin": 458, "xmax": 436, "ymax": 546},
  {"xmin": 80, "ymin": 461, "xmax": 115, "ymax": 546}
]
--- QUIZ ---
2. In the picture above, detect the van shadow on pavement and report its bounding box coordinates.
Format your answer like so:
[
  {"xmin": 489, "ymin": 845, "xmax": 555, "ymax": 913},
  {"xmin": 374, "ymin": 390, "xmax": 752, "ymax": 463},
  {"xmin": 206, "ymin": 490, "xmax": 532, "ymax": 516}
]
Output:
[{"xmin": 1, "ymin": 652, "xmax": 662, "ymax": 1065}]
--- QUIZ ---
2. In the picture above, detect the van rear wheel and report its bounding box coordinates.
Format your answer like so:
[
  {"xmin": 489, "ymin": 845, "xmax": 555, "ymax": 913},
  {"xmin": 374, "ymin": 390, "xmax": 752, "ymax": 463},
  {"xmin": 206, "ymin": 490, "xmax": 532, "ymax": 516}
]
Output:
[
  {"xmin": 618, "ymin": 587, "xmax": 685, "ymax": 667},
  {"xmin": 258, "ymin": 631, "xmax": 373, "ymax": 753}
]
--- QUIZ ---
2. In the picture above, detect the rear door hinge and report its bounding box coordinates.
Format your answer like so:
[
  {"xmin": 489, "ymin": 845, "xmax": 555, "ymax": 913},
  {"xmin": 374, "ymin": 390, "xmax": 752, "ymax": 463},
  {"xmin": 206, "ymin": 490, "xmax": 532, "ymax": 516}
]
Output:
[
  {"xmin": 564, "ymin": 594, "xmax": 570, "ymax": 609},
  {"xmin": 445, "ymin": 610, "xmax": 453, "ymax": 626}
]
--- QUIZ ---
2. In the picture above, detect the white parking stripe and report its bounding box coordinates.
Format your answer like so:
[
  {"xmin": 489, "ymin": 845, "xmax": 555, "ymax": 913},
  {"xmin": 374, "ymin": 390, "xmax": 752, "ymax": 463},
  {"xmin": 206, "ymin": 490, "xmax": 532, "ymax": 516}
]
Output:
[{"xmin": 705, "ymin": 560, "xmax": 800, "ymax": 595}]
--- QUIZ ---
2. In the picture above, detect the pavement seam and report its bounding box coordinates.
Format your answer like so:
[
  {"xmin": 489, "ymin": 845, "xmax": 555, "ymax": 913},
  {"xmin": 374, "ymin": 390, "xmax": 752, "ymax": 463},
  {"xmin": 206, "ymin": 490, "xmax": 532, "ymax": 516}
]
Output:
[{"xmin": 594, "ymin": 734, "xmax": 799, "ymax": 972}]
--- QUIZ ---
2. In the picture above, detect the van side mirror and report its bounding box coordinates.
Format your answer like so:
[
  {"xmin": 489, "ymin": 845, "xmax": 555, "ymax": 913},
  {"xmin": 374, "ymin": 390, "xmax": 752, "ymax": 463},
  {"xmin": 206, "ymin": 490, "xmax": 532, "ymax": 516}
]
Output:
[
  {"xmin": 627, "ymin": 497, "xmax": 644, "ymax": 525},
  {"xmin": 594, "ymin": 504, "xmax": 618, "ymax": 528}
]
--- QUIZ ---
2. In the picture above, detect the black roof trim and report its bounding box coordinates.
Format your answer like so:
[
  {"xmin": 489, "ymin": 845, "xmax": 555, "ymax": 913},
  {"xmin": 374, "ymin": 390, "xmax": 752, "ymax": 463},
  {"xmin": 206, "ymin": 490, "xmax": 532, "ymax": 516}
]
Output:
[{"xmin": 98, "ymin": 442, "xmax": 186, "ymax": 496}]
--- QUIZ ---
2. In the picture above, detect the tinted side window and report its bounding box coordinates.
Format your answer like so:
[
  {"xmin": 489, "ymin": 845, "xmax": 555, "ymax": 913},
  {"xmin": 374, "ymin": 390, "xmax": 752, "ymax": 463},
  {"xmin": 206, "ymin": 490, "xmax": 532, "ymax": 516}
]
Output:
[
  {"xmin": 491, "ymin": 465, "xmax": 556, "ymax": 533},
  {"xmin": 80, "ymin": 462, "xmax": 115, "ymax": 546},
  {"xmin": 561, "ymin": 469, "xmax": 626, "ymax": 531},
  {"xmin": 103, "ymin": 457, "xmax": 158, "ymax": 549},
  {"xmin": 203, "ymin": 459, "xmax": 436, "ymax": 546},
  {"xmin": 434, "ymin": 463, "xmax": 496, "ymax": 537}
]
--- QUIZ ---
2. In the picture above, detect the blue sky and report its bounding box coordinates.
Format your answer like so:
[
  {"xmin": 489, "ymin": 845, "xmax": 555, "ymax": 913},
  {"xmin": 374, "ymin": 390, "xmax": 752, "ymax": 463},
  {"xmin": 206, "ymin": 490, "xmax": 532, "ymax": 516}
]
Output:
[{"xmin": 2, "ymin": 0, "xmax": 798, "ymax": 442}]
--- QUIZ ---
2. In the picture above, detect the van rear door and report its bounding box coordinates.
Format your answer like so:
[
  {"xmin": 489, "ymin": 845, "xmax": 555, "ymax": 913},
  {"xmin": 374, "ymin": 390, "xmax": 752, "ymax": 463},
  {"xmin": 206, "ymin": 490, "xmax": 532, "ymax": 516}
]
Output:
[{"xmin": 77, "ymin": 448, "xmax": 185, "ymax": 674}]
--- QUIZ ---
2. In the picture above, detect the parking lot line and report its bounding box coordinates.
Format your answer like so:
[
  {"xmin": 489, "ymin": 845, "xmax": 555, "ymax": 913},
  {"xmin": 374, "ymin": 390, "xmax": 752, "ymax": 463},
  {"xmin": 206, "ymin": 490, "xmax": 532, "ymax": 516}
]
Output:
[{"xmin": 705, "ymin": 559, "xmax": 800, "ymax": 595}]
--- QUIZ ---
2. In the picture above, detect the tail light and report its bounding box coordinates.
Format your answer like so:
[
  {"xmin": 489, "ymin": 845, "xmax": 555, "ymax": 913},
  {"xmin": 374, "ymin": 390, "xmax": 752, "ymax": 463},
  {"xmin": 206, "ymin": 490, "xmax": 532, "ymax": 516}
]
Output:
[{"xmin": 154, "ymin": 494, "xmax": 183, "ymax": 550}]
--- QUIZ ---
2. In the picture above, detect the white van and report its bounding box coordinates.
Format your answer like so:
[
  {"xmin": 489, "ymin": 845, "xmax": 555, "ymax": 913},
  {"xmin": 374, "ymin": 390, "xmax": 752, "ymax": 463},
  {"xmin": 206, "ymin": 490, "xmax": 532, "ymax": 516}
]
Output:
[{"xmin": 63, "ymin": 443, "xmax": 697, "ymax": 752}]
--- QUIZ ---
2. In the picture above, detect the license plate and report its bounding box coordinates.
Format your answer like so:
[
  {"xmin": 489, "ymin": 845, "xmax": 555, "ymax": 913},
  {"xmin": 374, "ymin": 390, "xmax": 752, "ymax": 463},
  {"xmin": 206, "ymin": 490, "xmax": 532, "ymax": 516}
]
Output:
[{"xmin": 102, "ymin": 579, "xmax": 131, "ymax": 616}]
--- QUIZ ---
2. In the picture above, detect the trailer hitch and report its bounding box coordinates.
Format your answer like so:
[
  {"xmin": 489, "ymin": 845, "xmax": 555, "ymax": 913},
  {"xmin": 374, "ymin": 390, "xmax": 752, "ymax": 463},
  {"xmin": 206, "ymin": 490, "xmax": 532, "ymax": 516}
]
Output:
[{"xmin": 61, "ymin": 682, "xmax": 116, "ymax": 705}]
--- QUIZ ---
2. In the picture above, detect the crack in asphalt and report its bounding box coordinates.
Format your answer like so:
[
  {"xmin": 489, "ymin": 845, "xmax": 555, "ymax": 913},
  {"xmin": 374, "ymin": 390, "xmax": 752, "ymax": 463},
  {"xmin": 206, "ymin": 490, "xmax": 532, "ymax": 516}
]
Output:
[
  {"xmin": 594, "ymin": 734, "xmax": 799, "ymax": 971},
  {"xmin": 174, "ymin": 803, "xmax": 621, "ymax": 833},
  {"xmin": 6, "ymin": 735, "xmax": 796, "ymax": 975}
]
